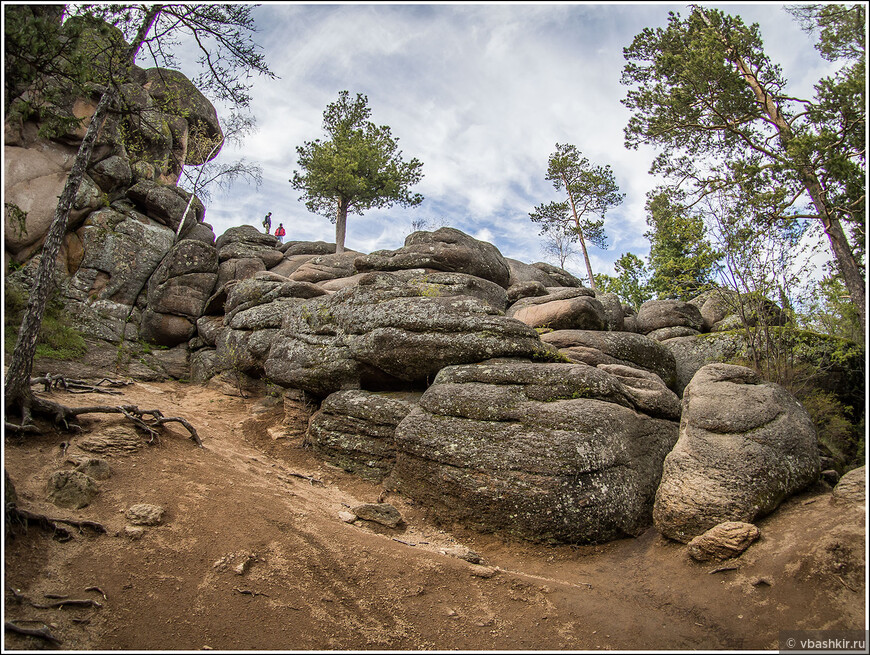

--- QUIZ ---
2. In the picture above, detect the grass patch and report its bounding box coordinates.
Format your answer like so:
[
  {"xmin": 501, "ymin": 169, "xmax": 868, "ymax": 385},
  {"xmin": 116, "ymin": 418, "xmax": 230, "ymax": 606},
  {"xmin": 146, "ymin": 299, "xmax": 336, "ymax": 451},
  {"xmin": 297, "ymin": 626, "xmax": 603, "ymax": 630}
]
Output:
[{"xmin": 4, "ymin": 281, "xmax": 87, "ymax": 361}]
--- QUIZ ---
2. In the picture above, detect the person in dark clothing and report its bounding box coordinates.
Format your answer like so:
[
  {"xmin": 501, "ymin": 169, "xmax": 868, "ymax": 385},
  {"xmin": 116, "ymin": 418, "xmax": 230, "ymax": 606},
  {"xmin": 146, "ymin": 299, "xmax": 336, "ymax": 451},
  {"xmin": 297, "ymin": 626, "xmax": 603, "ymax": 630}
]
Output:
[{"xmin": 262, "ymin": 212, "xmax": 272, "ymax": 234}]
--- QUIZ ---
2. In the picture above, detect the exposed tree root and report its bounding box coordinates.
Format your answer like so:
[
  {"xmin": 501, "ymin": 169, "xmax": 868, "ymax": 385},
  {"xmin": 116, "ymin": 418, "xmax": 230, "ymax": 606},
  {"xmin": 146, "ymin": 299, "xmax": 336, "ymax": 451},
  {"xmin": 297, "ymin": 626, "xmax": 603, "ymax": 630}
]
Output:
[
  {"xmin": 4, "ymin": 621, "xmax": 63, "ymax": 646},
  {"xmin": 6, "ymin": 377, "xmax": 203, "ymax": 448},
  {"xmin": 9, "ymin": 507, "xmax": 107, "ymax": 542},
  {"xmin": 32, "ymin": 374, "xmax": 132, "ymax": 395}
]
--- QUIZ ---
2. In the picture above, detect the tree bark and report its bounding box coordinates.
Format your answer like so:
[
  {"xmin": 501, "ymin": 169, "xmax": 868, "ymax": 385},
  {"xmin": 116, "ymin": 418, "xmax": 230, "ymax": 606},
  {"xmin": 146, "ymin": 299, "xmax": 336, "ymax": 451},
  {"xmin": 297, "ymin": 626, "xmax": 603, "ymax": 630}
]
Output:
[
  {"xmin": 4, "ymin": 5, "xmax": 164, "ymax": 421},
  {"xmin": 335, "ymin": 198, "xmax": 349, "ymax": 254}
]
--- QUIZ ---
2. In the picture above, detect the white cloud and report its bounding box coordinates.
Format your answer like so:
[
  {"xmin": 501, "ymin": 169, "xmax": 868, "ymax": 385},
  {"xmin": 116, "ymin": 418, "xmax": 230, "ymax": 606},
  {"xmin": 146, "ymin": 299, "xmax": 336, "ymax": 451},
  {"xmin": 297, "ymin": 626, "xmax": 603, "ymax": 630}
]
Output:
[{"xmin": 179, "ymin": 2, "xmax": 835, "ymax": 279}]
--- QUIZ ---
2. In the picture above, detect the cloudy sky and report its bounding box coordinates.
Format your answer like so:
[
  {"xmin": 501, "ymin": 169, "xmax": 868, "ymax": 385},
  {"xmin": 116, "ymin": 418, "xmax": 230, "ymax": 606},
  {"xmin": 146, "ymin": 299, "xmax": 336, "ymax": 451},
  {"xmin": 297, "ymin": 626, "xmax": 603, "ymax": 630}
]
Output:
[{"xmin": 163, "ymin": 2, "xmax": 836, "ymax": 282}]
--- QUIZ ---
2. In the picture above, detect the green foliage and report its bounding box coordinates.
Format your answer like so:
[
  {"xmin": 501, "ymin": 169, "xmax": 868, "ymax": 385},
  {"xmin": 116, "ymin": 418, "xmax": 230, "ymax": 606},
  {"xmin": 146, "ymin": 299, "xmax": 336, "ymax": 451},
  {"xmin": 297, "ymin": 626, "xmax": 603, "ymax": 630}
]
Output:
[
  {"xmin": 800, "ymin": 273, "xmax": 863, "ymax": 344},
  {"xmin": 530, "ymin": 143, "xmax": 624, "ymax": 286},
  {"xmin": 4, "ymin": 282, "xmax": 87, "ymax": 361},
  {"xmin": 290, "ymin": 91, "xmax": 424, "ymax": 250},
  {"xmin": 621, "ymin": 5, "xmax": 865, "ymax": 326},
  {"xmin": 645, "ymin": 189, "xmax": 721, "ymax": 301},
  {"xmin": 594, "ymin": 253, "xmax": 653, "ymax": 311}
]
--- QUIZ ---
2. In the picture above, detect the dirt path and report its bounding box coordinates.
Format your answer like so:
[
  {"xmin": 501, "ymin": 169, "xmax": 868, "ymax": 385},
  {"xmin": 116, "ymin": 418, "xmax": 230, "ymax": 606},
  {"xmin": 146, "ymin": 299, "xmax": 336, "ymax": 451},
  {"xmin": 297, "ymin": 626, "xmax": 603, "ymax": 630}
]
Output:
[{"xmin": 3, "ymin": 381, "xmax": 865, "ymax": 650}]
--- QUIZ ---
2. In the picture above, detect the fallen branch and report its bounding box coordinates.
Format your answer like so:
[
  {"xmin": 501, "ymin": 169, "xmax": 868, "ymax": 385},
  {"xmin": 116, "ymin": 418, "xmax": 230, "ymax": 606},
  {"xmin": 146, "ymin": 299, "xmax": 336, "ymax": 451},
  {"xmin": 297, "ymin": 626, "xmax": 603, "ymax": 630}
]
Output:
[
  {"xmin": 834, "ymin": 574, "xmax": 858, "ymax": 593},
  {"xmin": 284, "ymin": 471, "xmax": 323, "ymax": 485},
  {"xmin": 709, "ymin": 566, "xmax": 739, "ymax": 574},
  {"xmin": 85, "ymin": 586, "xmax": 108, "ymax": 600},
  {"xmin": 233, "ymin": 587, "xmax": 270, "ymax": 597},
  {"xmin": 4, "ymin": 621, "xmax": 62, "ymax": 646},
  {"xmin": 30, "ymin": 598, "xmax": 102, "ymax": 609}
]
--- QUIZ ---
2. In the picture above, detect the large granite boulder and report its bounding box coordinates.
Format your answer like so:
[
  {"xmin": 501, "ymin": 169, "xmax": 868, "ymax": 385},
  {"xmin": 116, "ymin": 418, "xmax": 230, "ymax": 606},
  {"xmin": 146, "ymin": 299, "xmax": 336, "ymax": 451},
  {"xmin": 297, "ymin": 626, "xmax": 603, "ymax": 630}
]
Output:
[
  {"xmin": 386, "ymin": 360, "xmax": 679, "ymax": 543},
  {"xmin": 531, "ymin": 262, "xmax": 584, "ymax": 287},
  {"xmin": 307, "ymin": 390, "xmax": 421, "ymax": 481},
  {"xmin": 653, "ymin": 363, "xmax": 820, "ymax": 543},
  {"xmin": 263, "ymin": 273, "xmax": 558, "ymax": 397},
  {"xmin": 505, "ymin": 258, "xmax": 559, "ymax": 287},
  {"xmin": 354, "ymin": 227, "xmax": 512, "ymax": 288},
  {"xmin": 143, "ymin": 67, "xmax": 223, "ymax": 166},
  {"xmin": 636, "ymin": 299, "xmax": 704, "ymax": 336},
  {"xmin": 402, "ymin": 271, "xmax": 508, "ymax": 311},
  {"xmin": 510, "ymin": 295, "xmax": 606, "ymax": 331},
  {"xmin": 289, "ymin": 251, "xmax": 360, "ymax": 284},
  {"xmin": 126, "ymin": 180, "xmax": 204, "ymax": 232},
  {"xmin": 539, "ymin": 329, "xmax": 678, "ymax": 391},
  {"xmin": 66, "ymin": 207, "xmax": 175, "ymax": 306},
  {"xmin": 660, "ymin": 333, "xmax": 744, "ymax": 396},
  {"xmin": 140, "ymin": 238, "xmax": 218, "ymax": 346}
]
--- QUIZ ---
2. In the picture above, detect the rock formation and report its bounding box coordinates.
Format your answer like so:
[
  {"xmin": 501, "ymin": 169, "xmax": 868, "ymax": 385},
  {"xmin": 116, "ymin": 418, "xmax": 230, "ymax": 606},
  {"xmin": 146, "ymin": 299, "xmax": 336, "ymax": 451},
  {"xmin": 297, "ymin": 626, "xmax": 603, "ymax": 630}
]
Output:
[{"xmin": 653, "ymin": 363, "xmax": 820, "ymax": 543}]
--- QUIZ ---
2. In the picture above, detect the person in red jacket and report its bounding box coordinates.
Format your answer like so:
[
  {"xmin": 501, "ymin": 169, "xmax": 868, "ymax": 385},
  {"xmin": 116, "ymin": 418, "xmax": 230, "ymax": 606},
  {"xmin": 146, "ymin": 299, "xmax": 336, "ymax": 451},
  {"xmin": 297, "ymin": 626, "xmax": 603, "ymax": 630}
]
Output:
[{"xmin": 274, "ymin": 223, "xmax": 285, "ymax": 244}]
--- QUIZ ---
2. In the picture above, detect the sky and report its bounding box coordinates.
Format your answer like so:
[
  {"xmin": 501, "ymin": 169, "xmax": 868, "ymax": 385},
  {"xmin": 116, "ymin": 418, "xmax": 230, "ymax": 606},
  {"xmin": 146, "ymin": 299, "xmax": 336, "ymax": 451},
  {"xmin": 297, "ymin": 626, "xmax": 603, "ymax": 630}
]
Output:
[{"xmin": 159, "ymin": 2, "xmax": 837, "ymax": 282}]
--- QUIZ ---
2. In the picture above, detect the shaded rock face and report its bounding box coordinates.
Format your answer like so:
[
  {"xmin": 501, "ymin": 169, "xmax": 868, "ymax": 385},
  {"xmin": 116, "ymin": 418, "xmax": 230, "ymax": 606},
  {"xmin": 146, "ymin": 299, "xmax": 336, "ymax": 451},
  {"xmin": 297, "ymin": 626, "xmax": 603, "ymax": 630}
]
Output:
[
  {"xmin": 355, "ymin": 227, "xmax": 512, "ymax": 288},
  {"xmin": 653, "ymin": 364, "xmax": 820, "ymax": 543},
  {"xmin": 140, "ymin": 239, "xmax": 219, "ymax": 347},
  {"xmin": 307, "ymin": 390, "xmax": 421, "ymax": 481},
  {"xmin": 387, "ymin": 360, "xmax": 679, "ymax": 544},
  {"xmin": 659, "ymin": 333, "xmax": 743, "ymax": 396},
  {"xmin": 540, "ymin": 330, "xmax": 678, "ymax": 391},
  {"xmin": 264, "ymin": 274, "xmax": 557, "ymax": 397}
]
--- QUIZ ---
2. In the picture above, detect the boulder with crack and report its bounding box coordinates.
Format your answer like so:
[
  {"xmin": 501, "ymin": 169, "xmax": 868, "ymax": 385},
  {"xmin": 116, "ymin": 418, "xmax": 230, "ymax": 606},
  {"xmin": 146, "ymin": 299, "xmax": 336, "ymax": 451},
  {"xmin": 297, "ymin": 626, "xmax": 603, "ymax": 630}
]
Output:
[
  {"xmin": 264, "ymin": 273, "xmax": 559, "ymax": 397},
  {"xmin": 386, "ymin": 359, "xmax": 680, "ymax": 544}
]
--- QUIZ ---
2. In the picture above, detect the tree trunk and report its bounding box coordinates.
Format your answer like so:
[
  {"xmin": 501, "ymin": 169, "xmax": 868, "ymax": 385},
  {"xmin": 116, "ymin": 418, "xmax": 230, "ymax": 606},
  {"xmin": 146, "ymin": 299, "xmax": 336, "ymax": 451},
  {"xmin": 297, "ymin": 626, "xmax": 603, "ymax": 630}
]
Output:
[
  {"xmin": 4, "ymin": 5, "xmax": 164, "ymax": 421},
  {"xmin": 562, "ymin": 175, "xmax": 596, "ymax": 289},
  {"xmin": 335, "ymin": 199, "xmax": 349, "ymax": 254},
  {"xmin": 696, "ymin": 5, "xmax": 865, "ymax": 335}
]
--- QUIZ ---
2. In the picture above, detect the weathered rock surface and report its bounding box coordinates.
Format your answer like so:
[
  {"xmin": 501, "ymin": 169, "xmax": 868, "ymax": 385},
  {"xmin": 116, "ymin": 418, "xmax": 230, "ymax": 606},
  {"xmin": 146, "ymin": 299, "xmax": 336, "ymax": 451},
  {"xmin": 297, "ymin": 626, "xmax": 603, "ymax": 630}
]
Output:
[
  {"xmin": 831, "ymin": 466, "xmax": 865, "ymax": 507},
  {"xmin": 387, "ymin": 360, "xmax": 679, "ymax": 543},
  {"xmin": 505, "ymin": 258, "xmax": 558, "ymax": 287},
  {"xmin": 686, "ymin": 521, "xmax": 761, "ymax": 561},
  {"xmin": 539, "ymin": 330, "xmax": 677, "ymax": 391},
  {"xmin": 654, "ymin": 364, "xmax": 820, "ymax": 543},
  {"xmin": 530, "ymin": 262, "xmax": 583, "ymax": 287},
  {"xmin": 264, "ymin": 274, "xmax": 557, "ymax": 397},
  {"xmin": 660, "ymin": 333, "xmax": 744, "ymax": 396},
  {"xmin": 46, "ymin": 470, "xmax": 98, "ymax": 509},
  {"xmin": 511, "ymin": 295, "xmax": 606, "ymax": 331},
  {"xmin": 355, "ymin": 228, "xmax": 512, "ymax": 288},
  {"xmin": 636, "ymin": 299, "xmax": 704, "ymax": 335},
  {"xmin": 125, "ymin": 503, "xmax": 166, "ymax": 526},
  {"xmin": 307, "ymin": 390, "xmax": 421, "ymax": 481},
  {"xmin": 351, "ymin": 503, "xmax": 404, "ymax": 528},
  {"xmin": 140, "ymin": 238, "xmax": 218, "ymax": 346}
]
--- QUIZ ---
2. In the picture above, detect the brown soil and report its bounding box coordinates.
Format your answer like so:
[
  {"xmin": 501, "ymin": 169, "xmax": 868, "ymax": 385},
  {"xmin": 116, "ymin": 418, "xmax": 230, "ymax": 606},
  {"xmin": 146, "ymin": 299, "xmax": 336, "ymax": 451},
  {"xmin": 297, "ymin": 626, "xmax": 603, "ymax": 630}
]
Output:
[{"xmin": 3, "ymin": 380, "xmax": 865, "ymax": 651}]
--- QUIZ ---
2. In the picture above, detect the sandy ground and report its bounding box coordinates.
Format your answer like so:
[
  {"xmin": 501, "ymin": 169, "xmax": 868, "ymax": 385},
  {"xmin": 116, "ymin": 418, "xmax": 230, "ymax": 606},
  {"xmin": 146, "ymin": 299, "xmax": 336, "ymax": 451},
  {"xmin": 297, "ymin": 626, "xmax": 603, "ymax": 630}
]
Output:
[{"xmin": 3, "ymin": 379, "xmax": 866, "ymax": 651}]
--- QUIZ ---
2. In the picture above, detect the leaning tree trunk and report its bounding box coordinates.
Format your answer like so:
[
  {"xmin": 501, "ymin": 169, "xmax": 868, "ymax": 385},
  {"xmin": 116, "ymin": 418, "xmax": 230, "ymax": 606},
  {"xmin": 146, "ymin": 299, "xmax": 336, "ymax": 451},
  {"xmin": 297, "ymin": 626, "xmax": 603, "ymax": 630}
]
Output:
[{"xmin": 4, "ymin": 5, "xmax": 164, "ymax": 424}]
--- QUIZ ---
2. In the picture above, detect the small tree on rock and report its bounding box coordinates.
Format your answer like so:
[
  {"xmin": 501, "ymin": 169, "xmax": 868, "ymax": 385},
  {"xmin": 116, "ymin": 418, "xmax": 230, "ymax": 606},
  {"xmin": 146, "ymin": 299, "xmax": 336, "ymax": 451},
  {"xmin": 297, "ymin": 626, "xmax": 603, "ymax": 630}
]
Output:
[
  {"xmin": 291, "ymin": 91, "xmax": 424, "ymax": 254},
  {"xmin": 529, "ymin": 143, "xmax": 624, "ymax": 289}
]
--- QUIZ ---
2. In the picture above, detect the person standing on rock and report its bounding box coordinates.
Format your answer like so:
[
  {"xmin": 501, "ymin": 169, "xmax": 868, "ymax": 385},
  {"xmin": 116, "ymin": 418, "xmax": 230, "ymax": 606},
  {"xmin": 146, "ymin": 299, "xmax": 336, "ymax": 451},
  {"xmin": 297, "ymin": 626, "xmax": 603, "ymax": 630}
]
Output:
[
  {"xmin": 262, "ymin": 211, "xmax": 272, "ymax": 235},
  {"xmin": 275, "ymin": 223, "xmax": 286, "ymax": 244}
]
